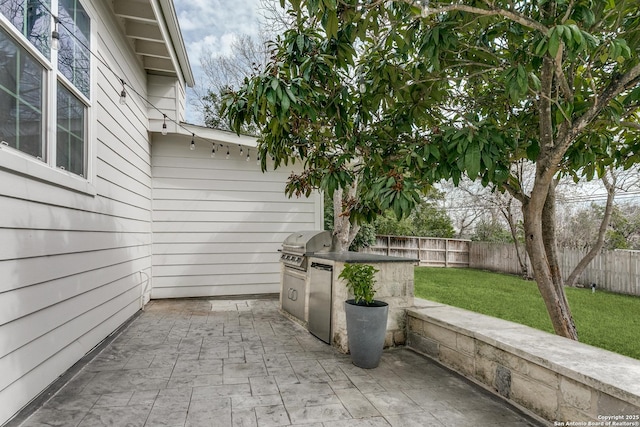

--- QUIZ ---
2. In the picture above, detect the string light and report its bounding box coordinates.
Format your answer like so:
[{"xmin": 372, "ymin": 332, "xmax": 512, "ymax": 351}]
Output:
[
  {"xmin": 119, "ymin": 79, "xmax": 127, "ymax": 105},
  {"xmin": 256, "ymin": 152, "xmax": 261, "ymax": 165},
  {"xmin": 246, "ymin": 149, "xmax": 250, "ymax": 162},
  {"xmin": 211, "ymin": 144, "xmax": 216, "ymax": 158},
  {"xmin": 226, "ymin": 146, "xmax": 230, "ymax": 159},
  {"xmin": 51, "ymin": 17, "xmax": 59, "ymax": 50},
  {"xmin": 190, "ymin": 133, "xmax": 195, "ymax": 150},
  {"xmin": 161, "ymin": 115, "xmax": 168, "ymax": 135},
  {"xmin": 239, "ymin": 145, "xmax": 244, "ymax": 156}
]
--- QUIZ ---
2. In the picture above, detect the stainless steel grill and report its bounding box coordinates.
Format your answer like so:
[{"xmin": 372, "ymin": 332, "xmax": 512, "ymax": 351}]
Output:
[
  {"xmin": 280, "ymin": 230, "xmax": 333, "ymax": 329},
  {"xmin": 279, "ymin": 230, "xmax": 332, "ymax": 271}
]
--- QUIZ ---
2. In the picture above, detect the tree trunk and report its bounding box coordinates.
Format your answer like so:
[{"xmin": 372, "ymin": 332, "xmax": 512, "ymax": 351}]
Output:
[
  {"xmin": 542, "ymin": 180, "xmax": 562, "ymax": 287},
  {"xmin": 501, "ymin": 201, "xmax": 528, "ymax": 277},
  {"xmin": 565, "ymin": 174, "xmax": 616, "ymax": 287},
  {"xmin": 331, "ymin": 182, "xmax": 360, "ymax": 252},
  {"xmin": 519, "ymin": 45, "xmax": 578, "ymax": 341},
  {"xmin": 523, "ymin": 183, "xmax": 579, "ymax": 340}
]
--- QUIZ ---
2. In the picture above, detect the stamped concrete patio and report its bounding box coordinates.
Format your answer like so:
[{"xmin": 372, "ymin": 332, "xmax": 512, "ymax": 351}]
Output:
[{"xmin": 9, "ymin": 297, "xmax": 546, "ymax": 427}]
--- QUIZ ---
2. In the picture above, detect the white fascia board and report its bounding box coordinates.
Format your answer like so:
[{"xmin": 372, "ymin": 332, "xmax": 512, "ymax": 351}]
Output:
[
  {"xmin": 149, "ymin": 120, "xmax": 258, "ymax": 148},
  {"xmin": 154, "ymin": 0, "xmax": 195, "ymax": 87},
  {"xmin": 180, "ymin": 123, "xmax": 258, "ymax": 148}
]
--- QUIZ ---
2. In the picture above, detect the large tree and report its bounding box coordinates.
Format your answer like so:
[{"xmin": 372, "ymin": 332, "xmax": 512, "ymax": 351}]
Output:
[{"xmin": 224, "ymin": 0, "xmax": 640, "ymax": 339}]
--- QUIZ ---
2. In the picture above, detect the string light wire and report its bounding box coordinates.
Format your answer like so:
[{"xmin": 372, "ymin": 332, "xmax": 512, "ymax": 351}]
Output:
[{"xmin": 27, "ymin": 0, "xmax": 256, "ymax": 159}]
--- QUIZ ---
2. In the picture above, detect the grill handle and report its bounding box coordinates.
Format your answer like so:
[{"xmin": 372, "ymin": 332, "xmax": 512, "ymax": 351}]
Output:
[
  {"xmin": 311, "ymin": 262, "xmax": 332, "ymax": 271},
  {"xmin": 282, "ymin": 244, "xmax": 304, "ymax": 250}
]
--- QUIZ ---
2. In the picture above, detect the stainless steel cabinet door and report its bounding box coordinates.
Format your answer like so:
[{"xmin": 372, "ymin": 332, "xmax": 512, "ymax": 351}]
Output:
[{"xmin": 308, "ymin": 263, "xmax": 332, "ymax": 343}]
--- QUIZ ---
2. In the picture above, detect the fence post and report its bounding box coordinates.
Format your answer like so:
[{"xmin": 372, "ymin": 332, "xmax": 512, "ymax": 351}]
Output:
[
  {"xmin": 387, "ymin": 235, "xmax": 391, "ymax": 256},
  {"xmin": 445, "ymin": 239, "xmax": 449, "ymax": 268}
]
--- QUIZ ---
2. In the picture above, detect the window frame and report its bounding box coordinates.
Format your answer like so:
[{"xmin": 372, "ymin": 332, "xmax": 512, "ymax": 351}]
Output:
[{"xmin": 0, "ymin": 0, "xmax": 95, "ymax": 195}]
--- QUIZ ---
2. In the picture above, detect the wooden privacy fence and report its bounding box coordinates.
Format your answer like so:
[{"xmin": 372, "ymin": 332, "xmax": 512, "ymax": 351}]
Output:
[
  {"xmin": 470, "ymin": 242, "xmax": 531, "ymax": 277},
  {"xmin": 471, "ymin": 242, "xmax": 640, "ymax": 297},
  {"xmin": 363, "ymin": 237, "xmax": 640, "ymax": 296},
  {"xmin": 362, "ymin": 235, "xmax": 471, "ymax": 267}
]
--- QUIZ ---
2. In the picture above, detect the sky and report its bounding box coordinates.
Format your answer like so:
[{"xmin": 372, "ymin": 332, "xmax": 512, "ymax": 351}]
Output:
[{"xmin": 174, "ymin": 0, "xmax": 265, "ymax": 124}]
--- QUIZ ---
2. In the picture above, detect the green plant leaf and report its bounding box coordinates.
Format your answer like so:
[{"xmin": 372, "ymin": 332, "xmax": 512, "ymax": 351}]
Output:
[
  {"xmin": 548, "ymin": 28, "xmax": 560, "ymax": 57},
  {"xmin": 465, "ymin": 144, "xmax": 481, "ymax": 178}
]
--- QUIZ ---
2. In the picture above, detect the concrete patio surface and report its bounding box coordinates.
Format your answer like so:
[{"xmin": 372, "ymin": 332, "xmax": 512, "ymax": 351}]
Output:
[{"xmin": 9, "ymin": 297, "xmax": 546, "ymax": 427}]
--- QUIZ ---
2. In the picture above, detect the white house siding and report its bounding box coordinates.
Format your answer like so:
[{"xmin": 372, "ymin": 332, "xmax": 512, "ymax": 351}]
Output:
[
  {"xmin": 151, "ymin": 136, "xmax": 323, "ymax": 298},
  {"xmin": 148, "ymin": 74, "xmax": 187, "ymax": 126},
  {"xmin": 0, "ymin": 2, "xmax": 154, "ymax": 424}
]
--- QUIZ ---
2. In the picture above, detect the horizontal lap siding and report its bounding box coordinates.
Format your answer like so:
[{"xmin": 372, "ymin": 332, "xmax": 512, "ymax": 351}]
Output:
[
  {"xmin": 0, "ymin": 2, "xmax": 152, "ymax": 424},
  {"xmin": 151, "ymin": 139, "xmax": 322, "ymax": 298}
]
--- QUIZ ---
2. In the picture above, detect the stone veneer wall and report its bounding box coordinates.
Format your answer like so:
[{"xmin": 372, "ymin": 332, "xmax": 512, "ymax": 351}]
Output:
[
  {"xmin": 407, "ymin": 300, "xmax": 640, "ymax": 425},
  {"xmin": 307, "ymin": 256, "xmax": 415, "ymax": 354}
]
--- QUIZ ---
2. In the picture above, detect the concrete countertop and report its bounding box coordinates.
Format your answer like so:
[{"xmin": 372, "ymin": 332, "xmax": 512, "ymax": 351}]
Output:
[{"xmin": 310, "ymin": 251, "xmax": 418, "ymax": 263}]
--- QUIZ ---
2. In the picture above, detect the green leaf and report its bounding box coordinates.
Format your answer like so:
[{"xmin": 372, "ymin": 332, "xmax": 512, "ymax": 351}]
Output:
[
  {"xmin": 285, "ymin": 86, "xmax": 297, "ymax": 103},
  {"xmin": 529, "ymin": 72, "xmax": 541, "ymax": 91},
  {"xmin": 386, "ymin": 176, "xmax": 395, "ymax": 187},
  {"xmin": 281, "ymin": 93, "xmax": 290, "ymax": 111},
  {"xmin": 266, "ymin": 89, "xmax": 275, "ymax": 105},
  {"xmin": 325, "ymin": 11, "xmax": 338, "ymax": 38},
  {"xmin": 526, "ymin": 142, "xmax": 540, "ymax": 160},
  {"xmin": 569, "ymin": 25, "xmax": 583, "ymax": 46},
  {"xmin": 465, "ymin": 144, "xmax": 481, "ymax": 179},
  {"xmin": 535, "ymin": 38, "xmax": 547, "ymax": 56},
  {"xmin": 548, "ymin": 28, "xmax": 560, "ymax": 57}
]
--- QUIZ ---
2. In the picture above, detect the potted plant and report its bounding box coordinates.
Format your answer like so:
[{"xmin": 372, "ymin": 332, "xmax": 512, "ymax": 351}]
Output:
[{"xmin": 339, "ymin": 263, "xmax": 389, "ymax": 369}]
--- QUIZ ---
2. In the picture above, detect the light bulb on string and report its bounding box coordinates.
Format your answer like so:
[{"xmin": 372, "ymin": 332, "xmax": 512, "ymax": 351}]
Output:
[
  {"xmin": 161, "ymin": 115, "xmax": 167, "ymax": 135},
  {"xmin": 190, "ymin": 134, "xmax": 195, "ymax": 150},
  {"xmin": 239, "ymin": 145, "xmax": 244, "ymax": 156},
  {"xmin": 51, "ymin": 17, "xmax": 60, "ymax": 51},
  {"xmin": 256, "ymin": 152, "xmax": 261, "ymax": 166},
  {"xmin": 211, "ymin": 144, "xmax": 216, "ymax": 158},
  {"xmin": 226, "ymin": 146, "xmax": 230, "ymax": 159},
  {"xmin": 246, "ymin": 149, "xmax": 250, "ymax": 162},
  {"xmin": 119, "ymin": 79, "xmax": 127, "ymax": 105}
]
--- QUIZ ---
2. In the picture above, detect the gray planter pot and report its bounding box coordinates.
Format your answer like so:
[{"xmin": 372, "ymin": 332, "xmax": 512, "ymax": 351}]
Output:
[{"xmin": 344, "ymin": 299, "xmax": 389, "ymax": 369}]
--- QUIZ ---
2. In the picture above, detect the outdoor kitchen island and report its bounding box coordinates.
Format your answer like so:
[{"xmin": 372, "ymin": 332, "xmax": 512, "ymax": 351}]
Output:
[{"xmin": 280, "ymin": 246, "xmax": 417, "ymax": 354}]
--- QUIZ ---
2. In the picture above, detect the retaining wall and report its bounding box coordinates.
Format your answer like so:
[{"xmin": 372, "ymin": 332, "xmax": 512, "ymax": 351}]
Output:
[{"xmin": 407, "ymin": 300, "xmax": 640, "ymax": 425}]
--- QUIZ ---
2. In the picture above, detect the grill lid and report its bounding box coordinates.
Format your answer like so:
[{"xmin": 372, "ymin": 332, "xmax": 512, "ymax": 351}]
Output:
[{"xmin": 281, "ymin": 230, "xmax": 332, "ymax": 255}]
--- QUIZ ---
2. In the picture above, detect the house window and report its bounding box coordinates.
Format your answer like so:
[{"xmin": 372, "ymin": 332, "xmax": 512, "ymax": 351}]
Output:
[
  {"xmin": 0, "ymin": 0, "xmax": 90, "ymax": 178},
  {"xmin": 0, "ymin": 0, "xmax": 51, "ymax": 58},
  {"xmin": 57, "ymin": 0, "xmax": 90, "ymax": 98},
  {"xmin": 0, "ymin": 25, "xmax": 46, "ymax": 159}
]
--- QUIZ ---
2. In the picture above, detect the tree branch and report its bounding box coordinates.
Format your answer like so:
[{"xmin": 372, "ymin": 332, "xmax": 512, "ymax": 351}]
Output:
[
  {"xmin": 419, "ymin": 3, "xmax": 548, "ymax": 34},
  {"xmin": 554, "ymin": 43, "xmax": 573, "ymax": 100},
  {"xmin": 565, "ymin": 172, "xmax": 616, "ymax": 287},
  {"xmin": 552, "ymin": 63, "xmax": 640, "ymax": 164},
  {"xmin": 620, "ymin": 120, "xmax": 640, "ymax": 131}
]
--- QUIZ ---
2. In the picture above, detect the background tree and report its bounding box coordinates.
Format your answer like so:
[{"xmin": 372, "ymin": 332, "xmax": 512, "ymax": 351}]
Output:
[
  {"xmin": 443, "ymin": 174, "xmax": 528, "ymax": 274},
  {"xmin": 556, "ymin": 203, "xmax": 604, "ymax": 250},
  {"xmin": 374, "ymin": 195, "xmax": 455, "ymax": 238},
  {"xmin": 224, "ymin": 1, "xmax": 640, "ymax": 339},
  {"xmin": 607, "ymin": 204, "xmax": 640, "ymax": 250},
  {"xmin": 193, "ymin": 0, "xmax": 290, "ymax": 130},
  {"xmin": 194, "ymin": 33, "xmax": 270, "ymax": 133},
  {"xmin": 323, "ymin": 192, "xmax": 376, "ymax": 251},
  {"xmin": 471, "ymin": 220, "xmax": 514, "ymax": 243}
]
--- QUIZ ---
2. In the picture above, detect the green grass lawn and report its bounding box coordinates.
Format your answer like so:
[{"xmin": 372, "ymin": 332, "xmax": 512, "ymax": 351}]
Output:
[{"xmin": 414, "ymin": 267, "xmax": 640, "ymax": 360}]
